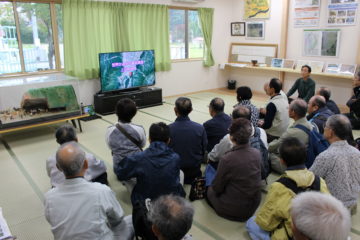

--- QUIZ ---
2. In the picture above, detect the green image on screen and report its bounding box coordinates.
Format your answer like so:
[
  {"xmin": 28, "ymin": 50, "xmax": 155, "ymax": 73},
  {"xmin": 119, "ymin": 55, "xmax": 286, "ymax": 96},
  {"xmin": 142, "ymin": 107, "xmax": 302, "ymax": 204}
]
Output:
[{"xmin": 99, "ymin": 50, "xmax": 155, "ymax": 92}]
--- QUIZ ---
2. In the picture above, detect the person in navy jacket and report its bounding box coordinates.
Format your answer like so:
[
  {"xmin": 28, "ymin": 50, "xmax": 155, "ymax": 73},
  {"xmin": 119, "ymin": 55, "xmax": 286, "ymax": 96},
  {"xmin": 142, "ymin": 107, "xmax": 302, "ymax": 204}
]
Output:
[
  {"xmin": 169, "ymin": 97, "xmax": 208, "ymax": 184},
  {"xmin": 203, "ymin": 98, "xmax": 232, "ymax": 152}
]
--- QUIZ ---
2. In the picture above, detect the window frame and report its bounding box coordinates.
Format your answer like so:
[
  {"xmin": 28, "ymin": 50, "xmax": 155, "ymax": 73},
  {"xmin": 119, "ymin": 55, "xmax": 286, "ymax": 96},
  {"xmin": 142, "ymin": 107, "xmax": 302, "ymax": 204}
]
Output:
[
  {"xmin": 0, "ymin": 0, "xmax": 63, "ymax": 77},
  {"xmin": 169, "ymin": 6, "xmax": 203, "ymax": 62}
]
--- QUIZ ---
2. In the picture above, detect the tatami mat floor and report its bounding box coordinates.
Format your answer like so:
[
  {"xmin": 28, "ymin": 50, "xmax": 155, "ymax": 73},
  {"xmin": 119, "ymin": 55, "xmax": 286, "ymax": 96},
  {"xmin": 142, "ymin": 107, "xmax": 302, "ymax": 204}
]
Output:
[{"xmin": 1, "ymin": 88, "xmax": 360, "ymax": 240}]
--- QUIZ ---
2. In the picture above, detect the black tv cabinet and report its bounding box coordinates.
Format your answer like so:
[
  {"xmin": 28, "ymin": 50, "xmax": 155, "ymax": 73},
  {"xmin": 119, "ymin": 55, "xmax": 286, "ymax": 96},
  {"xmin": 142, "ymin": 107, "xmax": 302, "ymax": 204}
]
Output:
[{"xmin": 94, "ymin": 87, "xmax": 163, "ymax": 115}]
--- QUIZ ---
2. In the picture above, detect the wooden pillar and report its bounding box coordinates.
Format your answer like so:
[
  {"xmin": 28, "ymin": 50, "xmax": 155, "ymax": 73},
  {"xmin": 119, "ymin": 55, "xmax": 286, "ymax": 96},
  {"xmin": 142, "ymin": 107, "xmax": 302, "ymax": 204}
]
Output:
[{"xmin": 279, "ymin": 0, "xmax": 290, "ymax": 83}]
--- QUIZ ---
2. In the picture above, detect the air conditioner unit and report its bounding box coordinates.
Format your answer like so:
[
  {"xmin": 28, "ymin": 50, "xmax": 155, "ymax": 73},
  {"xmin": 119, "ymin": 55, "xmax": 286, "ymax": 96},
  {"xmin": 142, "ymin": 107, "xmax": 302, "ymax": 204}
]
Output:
[{"xmin": 172, "ymin": 0, "xmax": 205, "ymax": 3}]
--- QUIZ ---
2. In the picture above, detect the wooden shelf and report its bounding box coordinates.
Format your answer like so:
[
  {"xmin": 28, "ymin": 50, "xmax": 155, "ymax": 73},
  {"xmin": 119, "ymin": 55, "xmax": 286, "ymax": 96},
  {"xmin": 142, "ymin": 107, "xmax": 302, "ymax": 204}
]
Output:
[
  {"xmin": 0, "ymin": 114, "xmax": 89, "ymax": 134},
  {"xmin": 225, "ymin": 64, "xmax": 354, "ymax": 80}
]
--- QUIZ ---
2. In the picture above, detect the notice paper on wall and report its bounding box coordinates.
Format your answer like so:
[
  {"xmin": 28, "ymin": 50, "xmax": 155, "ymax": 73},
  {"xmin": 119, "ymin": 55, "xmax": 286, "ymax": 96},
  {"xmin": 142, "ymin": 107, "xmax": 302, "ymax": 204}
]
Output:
[
  {"xmin": 328, "ymin": 0, "xmax": 358, "ymax": 26},
  {"xmin": 294, "ymin": 0, "xmax": 320, "ymax": 27},
  {"xmin": 0, "ymin": 208, "xmax": 12, "ymax": 240}
]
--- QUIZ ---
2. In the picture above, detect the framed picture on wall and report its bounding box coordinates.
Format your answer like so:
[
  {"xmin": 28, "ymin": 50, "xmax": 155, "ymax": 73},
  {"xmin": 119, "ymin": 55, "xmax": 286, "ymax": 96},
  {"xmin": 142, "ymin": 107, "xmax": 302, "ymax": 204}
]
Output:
[
  {"xmin": 246, "ymin": 21, "xmax": 265, "ymax": 39},
  {"xmin": 231, "ymin": 22, "xmax": 246, "ymax": 36}
]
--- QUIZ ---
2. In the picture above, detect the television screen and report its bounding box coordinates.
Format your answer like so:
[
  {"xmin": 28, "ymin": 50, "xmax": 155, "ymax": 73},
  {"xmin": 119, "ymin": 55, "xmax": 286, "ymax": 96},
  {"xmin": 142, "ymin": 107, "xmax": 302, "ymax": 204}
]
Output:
[{"xmin": 99, "ymin": 50, "xmax": 155, "ymax": 92}]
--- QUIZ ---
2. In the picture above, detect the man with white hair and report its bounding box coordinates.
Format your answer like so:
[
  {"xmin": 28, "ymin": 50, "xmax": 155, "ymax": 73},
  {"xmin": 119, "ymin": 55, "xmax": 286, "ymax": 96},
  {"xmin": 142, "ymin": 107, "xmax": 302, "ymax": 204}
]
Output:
[
  {"xmin": 44, "ymin": 142, "xmax": 133, "ymax": 240},
  {"xmin": 148, "ymin": 195, "xmax": 194, "ymax": 240},
  {"xmin": 291, "ymin": 192, "xmax": 351, "ymax": 240},
  {"xmin": 310, "ymin": 114, "xmax": 360, "ymax": 214}
]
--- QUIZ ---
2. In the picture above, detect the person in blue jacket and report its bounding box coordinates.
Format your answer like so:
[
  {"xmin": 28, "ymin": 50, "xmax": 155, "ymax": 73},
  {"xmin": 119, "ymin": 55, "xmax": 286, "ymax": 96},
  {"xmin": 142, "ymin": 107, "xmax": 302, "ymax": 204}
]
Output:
[{"xmin": 115, "ymin": 122, "xmax": 185, "ymax": 206}]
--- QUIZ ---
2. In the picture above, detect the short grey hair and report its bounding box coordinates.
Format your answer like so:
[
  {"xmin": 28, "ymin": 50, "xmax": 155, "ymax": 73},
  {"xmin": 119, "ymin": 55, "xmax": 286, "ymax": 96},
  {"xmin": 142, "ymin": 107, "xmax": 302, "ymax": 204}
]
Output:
[
  {"xmin": 326, "ymin": 114, "xmax": 352, "ymax": 140},
  {"xmin": 56, "ymin": 141, "xmax": 86, "ymax": 177},
  {"xmin": 148, "ymin": 195, "xmax": 194, "ymax": 240},
  {"xmin": 291, "ymin": 192, "xmax": 351, "ymax": 240},
  {"xmin": 289, "ymin": 99, "xmax": 307, "ymax": 118}
]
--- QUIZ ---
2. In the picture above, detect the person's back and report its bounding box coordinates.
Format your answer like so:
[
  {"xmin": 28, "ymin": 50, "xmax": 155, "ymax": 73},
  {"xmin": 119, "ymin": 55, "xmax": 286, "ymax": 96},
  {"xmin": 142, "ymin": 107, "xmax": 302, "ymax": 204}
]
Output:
[
  {"xmin": 115, "ymin": 123, "xmax": 185, "ymax": 205},
  {"xmin": 246, "ymin": 137, "xmax": 329, "ymax": 240},
  {"xmin": 169, "ymin": 97, "xmax": 207, "ymax": 184},
  {"xmin": 44, "ymin": 142, "xmax": 132, "ymax": 240},
  {"xmin": 203, "ymin": 98, "xmax": 231, "ymax": 152},
  {"xmin": 47, "ymin": 125, "xmax": 107, "ymax": 187},
  {"xmin": 207, "ymin": 118, "xmax": 262, "ymax": 221},
  {"xmin": 45, "ymin": 179, "xmax": 124, "ymax": 240},
  {"xmin": 310, "ymin": 115, "xmax": 360, "ymax": 211},
  {"xmin": 269, "ymin": 99, "xmax": 312, "ymax": 173},
  {"xmin": 47, "ymin": 152, "xmax": 107, "ymax": 187},
  {"xmin": 234, "ymin": 86, "xmax": 259, "ymax": 126},
  {"xmin": 105, "ymin": 98, "xmax": 146, "ymax": 170},
  {"xmin": 261, "ymin": 78, "xmax": 290, "ymax": 139}
]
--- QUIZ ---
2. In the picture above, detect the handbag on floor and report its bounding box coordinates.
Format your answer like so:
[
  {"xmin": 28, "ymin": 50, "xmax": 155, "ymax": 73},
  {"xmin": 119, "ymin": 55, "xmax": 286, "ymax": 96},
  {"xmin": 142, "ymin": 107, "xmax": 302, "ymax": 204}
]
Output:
[{"xmin": 189, "ymin": 177, "xmax": 206, "ymax": 201}]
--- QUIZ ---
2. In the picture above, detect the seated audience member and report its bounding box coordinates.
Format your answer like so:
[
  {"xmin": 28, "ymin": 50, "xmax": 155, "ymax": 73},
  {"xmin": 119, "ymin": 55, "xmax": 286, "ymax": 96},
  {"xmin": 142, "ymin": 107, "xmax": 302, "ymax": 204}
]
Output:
[
  {"xmin": 287, "ymin": 65, "xmax": 315, "ymax": 103},
  {"xmin": 317, "ymin": 87, "xmax": 340, "ymax": 114},
  {"xmin": 106, "ymin": 98, "xmax": 146, "ymax": 190},
  {"xmin": 306, "ymin": 95, "xmax": 334, "ymax": 134},
  {"xmin": 203, "ymin": 97, "xmax": 232, "ymax": 152},
  {"xmin": 310, "ymin": 114, "xmax": 360, "ymax": 214},
  {"xmin": 291, "ymin": 192, "xmax": 351, "ymax": 240},
  {"xmin": 345, "ymin": 71, "xmax": 360, "ymax": 129},
  {"xmin": 115, "ymin": 122, "xmax": 185, "ymax": 206},
  {"xmin": 208, "ymin": 106, "xmax": 267, "ymax": 165},
  {"xmin": 207, "ymin": 118, "xmax": 262, "ymax": 221},
  {"xmin": 259, "ymin": 78, "xmax": 290, "ymax": 143},
  {"xmin": 261, "ymin": 81, "xmax": 287, "ymax": 115},
  {"xmin": 44, "ymin": 142, "xmax": 133, "ymax": 240},
  {"xmin": 234, "ymin": 86, "xmax": 259, "ymax": 126},
  {"xmin": 268, "ymin": 99, "xmax": 312, "ymax": 174},
  {"xmin": 246, "ymin": 137, "xmax": 329, "ymax": 240},
  {"xmin": 47, "ymin": 125, "xmax": 108, "ymax": 187},
  {"xmin": 148, "ymin": 195, "xmax": 194, "ymax": 240},
  {"xmin": 169, "ymin": 97, "xmax": 207, "ymax": 184}
]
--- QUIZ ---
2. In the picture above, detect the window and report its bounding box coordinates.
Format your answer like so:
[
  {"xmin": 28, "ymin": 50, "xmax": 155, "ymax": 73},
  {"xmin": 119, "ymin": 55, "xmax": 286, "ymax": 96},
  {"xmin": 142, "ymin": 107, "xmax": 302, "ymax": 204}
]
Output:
[
  {"xmin": 0, "ymin": 0, "xmax": 63, "ymax": 75},
  {"xmin": 169, "ymin": 8, "xmax": 204, "ymax": 60}
]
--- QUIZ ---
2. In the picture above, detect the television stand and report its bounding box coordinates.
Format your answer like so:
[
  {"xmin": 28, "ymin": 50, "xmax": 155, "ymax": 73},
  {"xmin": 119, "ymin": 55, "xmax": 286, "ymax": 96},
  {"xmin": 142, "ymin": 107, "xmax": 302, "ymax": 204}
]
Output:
[{"xmin": 94, "ymin": 87, "xmax": 162, "ymax": 115}]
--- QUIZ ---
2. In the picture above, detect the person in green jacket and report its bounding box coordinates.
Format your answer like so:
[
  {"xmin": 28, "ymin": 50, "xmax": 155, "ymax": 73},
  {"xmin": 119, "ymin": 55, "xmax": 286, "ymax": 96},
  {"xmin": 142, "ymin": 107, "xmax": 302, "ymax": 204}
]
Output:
[
  {"xmin": 246, "ymin": 137, "xmax": 329, "ymax": 240},
  {"xmin": 287, "ymin": 65, "xmax": 316, "ymax": 103}
]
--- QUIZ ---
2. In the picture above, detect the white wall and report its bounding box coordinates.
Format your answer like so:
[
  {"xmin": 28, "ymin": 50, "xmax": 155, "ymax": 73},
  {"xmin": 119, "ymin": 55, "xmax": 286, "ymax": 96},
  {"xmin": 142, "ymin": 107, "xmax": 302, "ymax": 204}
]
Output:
[
  {"xmin": 226, "ymin": 0, "xmax": 285, "ymax": 94},
  {"xmin": 226, "ymin": 0, "xmax": 360, "ymax": 105}
]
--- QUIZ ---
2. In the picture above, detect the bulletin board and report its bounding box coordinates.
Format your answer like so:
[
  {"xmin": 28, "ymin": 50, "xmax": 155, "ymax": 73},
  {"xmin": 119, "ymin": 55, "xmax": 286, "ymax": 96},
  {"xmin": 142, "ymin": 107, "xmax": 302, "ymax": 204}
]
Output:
[{"xmin": 228, "ymin": 43, "xmax": 278, "ymax": 64}]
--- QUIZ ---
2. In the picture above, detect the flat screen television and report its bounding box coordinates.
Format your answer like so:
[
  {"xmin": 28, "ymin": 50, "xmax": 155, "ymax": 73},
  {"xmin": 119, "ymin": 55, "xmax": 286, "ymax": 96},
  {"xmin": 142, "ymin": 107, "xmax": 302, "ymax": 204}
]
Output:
[{"xmin": 99, "ymin": 50, "xmax": 156, "ymax": 93}]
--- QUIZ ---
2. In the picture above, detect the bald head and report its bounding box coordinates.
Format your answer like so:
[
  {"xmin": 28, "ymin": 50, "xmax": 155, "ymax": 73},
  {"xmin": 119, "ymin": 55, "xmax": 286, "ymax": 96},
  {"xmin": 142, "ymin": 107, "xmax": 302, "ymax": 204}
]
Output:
[
  {"xmin": 209, "ymin": 97, "xmax": 225, "ymax": 113},
  {"xmin": 308, "ymin": 95, "xmax": 326, "ymax": 114},
  {"xmin": 289, "ymin": 99, "xmax": 307, "ymax": 118},
  {"xmin": 56, "ymin": 141, "xmax": 86, "ymax": 178}
]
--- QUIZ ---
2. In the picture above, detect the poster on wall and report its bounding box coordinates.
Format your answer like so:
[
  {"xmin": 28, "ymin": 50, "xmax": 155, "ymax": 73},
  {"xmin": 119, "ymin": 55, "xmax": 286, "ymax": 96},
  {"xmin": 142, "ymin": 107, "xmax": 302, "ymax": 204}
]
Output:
[
  {"xmin": 294, "ymin": 0, "xmax": 320, "ymax": 27},
  {"xmin": 328, "ymin": 0, "xmax": 358, "ymax": 26},
  {"xmin": 303, "ymin": 29, "xmax": 341, "ymax": 57},
  {"xmin": 244, "ymin": 0, "xmax": 271, "ymax": 19}
]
